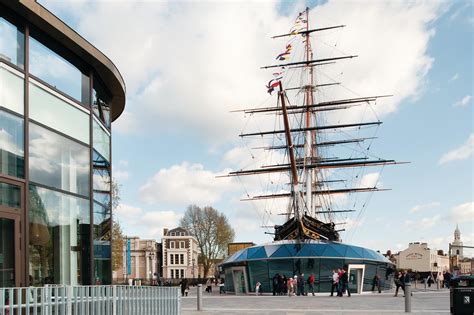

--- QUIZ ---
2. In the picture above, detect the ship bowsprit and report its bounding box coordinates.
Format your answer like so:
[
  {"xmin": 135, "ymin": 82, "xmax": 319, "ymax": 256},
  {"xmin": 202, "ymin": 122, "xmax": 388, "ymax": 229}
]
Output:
[{"xmin": 274, "ymin": 216, "xmax": 340, "ymax": 242}]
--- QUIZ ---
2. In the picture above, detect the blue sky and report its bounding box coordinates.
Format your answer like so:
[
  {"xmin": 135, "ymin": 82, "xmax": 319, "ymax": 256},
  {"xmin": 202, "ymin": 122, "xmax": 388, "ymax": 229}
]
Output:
[{"xmin": 41, "ymin": 0, "xmax": 473, "ymax": 256}]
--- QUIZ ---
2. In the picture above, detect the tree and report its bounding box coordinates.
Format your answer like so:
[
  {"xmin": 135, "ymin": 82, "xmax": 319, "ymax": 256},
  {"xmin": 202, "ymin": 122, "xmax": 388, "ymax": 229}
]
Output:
[
  {"xmin": 180, "ymin": 205, "xmax": 235, "ymax": 278},
  {"xmin": 111, "ymin": 179, "xmax": 124, "ymax": 272}
]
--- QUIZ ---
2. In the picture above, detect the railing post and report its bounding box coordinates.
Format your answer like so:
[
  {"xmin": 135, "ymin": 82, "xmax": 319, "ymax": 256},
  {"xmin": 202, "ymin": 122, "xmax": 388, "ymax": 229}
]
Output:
[
  {"xmin": 404, "ymin": 283, "xmax": 411, "ymax": 313},
  {"xmin": 66, "ymin": 286, "xmax": 73, "ymax": 315},
  {"xmin": 197, "ymin": 284, "xmax": 202, "ymax": 311},
  {"xmin": 112, "ymin": 286, "xmax": 117, "ymax": 315}
]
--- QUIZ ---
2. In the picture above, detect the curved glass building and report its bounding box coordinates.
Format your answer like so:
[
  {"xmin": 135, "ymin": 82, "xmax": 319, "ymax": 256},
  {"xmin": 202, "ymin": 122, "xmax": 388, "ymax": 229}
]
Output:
[
  {"xmin": 220, "ymin": 240, "xmax": 395, "ymax": 294},
  {"xmin": 0, "ymin": 1, "xmax": 125, "ymax": 287}
]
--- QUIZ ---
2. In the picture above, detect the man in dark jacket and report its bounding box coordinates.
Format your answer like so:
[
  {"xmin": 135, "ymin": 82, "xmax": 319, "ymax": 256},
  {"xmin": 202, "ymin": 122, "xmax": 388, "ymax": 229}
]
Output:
[
  {"xmin": 297, "ymin": 273, "xmax": 305, "ymax": 296},
  {"xmin": 339, "ymin": 268, "xmax": 351, "ymax": 297},
  {"xmin": 272, "ymin": 273, "xmax": 279, "ymax": 295}
]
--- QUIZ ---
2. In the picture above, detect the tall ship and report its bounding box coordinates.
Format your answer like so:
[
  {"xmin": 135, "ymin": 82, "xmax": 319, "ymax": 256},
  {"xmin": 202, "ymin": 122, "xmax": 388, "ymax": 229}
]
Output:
[{"xmin": 220, "ymin": 7, "xmax": 401, "ymax": 294}]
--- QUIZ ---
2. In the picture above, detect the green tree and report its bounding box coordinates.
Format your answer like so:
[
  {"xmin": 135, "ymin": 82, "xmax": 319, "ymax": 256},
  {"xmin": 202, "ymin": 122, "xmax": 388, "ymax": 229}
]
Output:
[
  {"xmin": 180, "ymin": 205, "xmax": 235, "ymax": 278},
  {"xmin": 111, "ymin": 180, "xmax": 124, "ymax": 272}
]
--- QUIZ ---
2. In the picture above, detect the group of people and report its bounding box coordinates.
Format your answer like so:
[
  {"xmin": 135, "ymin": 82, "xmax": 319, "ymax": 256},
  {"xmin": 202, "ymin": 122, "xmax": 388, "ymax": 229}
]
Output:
[
  {"xmin": 393, "ymin": 270, "xmax": 412, "ymax": 297},
  {"xmin": 271, "ymin": 273, "xmax": 316, "ymax": 296},
  {"xmin": 205, "ymin": 278, "xmax": 226, "ymax": 294},
  {"xmin": 330, "ymin": 268, "xmax": 351, "ymax": 297}
]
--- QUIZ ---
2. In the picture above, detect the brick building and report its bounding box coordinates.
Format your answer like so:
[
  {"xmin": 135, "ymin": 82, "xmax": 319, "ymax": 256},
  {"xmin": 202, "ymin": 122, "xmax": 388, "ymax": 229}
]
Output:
[{"xmin": 162, "ymin": 227, "xmax": 200, "ymax": 279}]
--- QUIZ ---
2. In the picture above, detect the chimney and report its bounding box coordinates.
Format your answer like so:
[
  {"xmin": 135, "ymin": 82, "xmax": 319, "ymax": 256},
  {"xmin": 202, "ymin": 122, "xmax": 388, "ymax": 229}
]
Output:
[{"xmin": 163, "ymin": 228, "xmax": 168, "ymax": 236}]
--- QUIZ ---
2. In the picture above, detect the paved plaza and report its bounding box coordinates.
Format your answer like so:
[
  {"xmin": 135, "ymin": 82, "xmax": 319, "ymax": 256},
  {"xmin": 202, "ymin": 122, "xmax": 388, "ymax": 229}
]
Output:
[{"xmin": 181, "ymin": 286, "xmax": 450, "ymax": 315}]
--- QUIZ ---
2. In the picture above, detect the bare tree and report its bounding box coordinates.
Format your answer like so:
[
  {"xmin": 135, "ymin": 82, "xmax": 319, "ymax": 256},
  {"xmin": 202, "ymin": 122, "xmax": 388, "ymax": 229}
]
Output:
[{"xmin": 180, "ymin": 205, "xmax": 235, "ymax": 278}]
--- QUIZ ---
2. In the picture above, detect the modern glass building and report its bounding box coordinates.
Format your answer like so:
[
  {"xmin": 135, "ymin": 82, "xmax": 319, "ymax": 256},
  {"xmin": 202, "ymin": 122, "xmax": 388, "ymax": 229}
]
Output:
[
  {"xmin": 0, "ymin": 1, "xmax": 125, "ymax": 287},
  {"xmin": 220, "ymin": 240, "xmax": 395, "ymax": 294}
]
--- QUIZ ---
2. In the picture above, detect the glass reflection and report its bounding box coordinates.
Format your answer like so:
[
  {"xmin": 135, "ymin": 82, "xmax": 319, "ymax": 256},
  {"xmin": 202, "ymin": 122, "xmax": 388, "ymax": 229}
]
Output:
[
  {"xmin": 29, "ymin": 81, "xmax": 89, "ymax": 144},
  {"xmin": 0, "ymin": 110, "xmax": 24, "ymax": 178},
  {"xmin": 0, "ymin": 182, "xmax": 20, "ymax": 209},
  {"xmin": 93, "ymin": 80, "xmax": 111, "ymax": 129},
  {"xmin": 0, "ymin": 18, "xmax": 24, "ymax": 68},
  {"xmin": 28, "ymin": 185, "xmax": 90, "ymax": 286},
  {"xmin": 29, "ymin": 122, "xmax": 90, "ymax": 197},
  {"xmin": 93, "ymin": 201, "xmax": 111, "ymax": 285},
  {"xmin": 0, "ymin": 65, "xmax": 24, "ymax": 115},
  {"xmin": 29, "ymin": 36, "xmax": 87, "ymax": 102},
  {"xmin": 93, "ymin": 119, "xmax": 110, "ymax": 162}
]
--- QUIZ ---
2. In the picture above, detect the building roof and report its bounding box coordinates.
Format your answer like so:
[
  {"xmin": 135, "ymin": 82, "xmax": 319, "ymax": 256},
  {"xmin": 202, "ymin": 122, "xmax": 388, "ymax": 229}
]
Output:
[
  {"xmin": 221, "ymin": 240, "xmax": 392, "ymax": 265},
  {"xmin": 165, "ymin": 227, "xmax": 192, "ymax": 237},
  {"xmin": 1, "ymin": 0, "xmax": 126, "ymax": 121}
]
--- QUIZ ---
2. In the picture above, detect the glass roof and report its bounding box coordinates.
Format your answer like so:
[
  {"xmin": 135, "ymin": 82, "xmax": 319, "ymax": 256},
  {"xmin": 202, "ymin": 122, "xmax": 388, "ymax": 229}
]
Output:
[{"xmin": 223, "ymin": 240, "xmax": 390, "ymax": 264}]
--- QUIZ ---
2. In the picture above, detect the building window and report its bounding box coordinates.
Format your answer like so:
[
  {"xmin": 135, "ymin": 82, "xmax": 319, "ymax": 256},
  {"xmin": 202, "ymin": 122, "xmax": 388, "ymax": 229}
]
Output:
[
  {"xmin": 29, "ymin": 80, "xmax": 90, "ymax": 144},
  {"xmin": 180, "ymin": 270, "xmax": 184, "ymax": 278},
  {"xmin": 180, "ymin": 241, "xmax": 185, "ymax": 249},
  {"xmin": 29, "ymin": 122, "xmax": 90, "ymax": 197},
  {"xmin": 0, "ymin": 110, "xmax": 24, "ymax": 178},
  {"xmin": 29, "ymin": 35, "xmax": 88, "ymax": 103},
  {"xmin": 0, "ymin": 64, "xmax": 24, "ymax": 115},
  {"xmin": 170, "ymin": 269, "xmax": 174, "ymax": 279},
  {"xmin": 175, "ymin": 254, "xmax": 179, "ymax": 265},
  {"xmin": 170, "ymin": 254, "xmax": 174, "ymax": 265},
  {"xmin": 170, "ymin": 241, "xmax": 175, "ymax": 249},
  {"xmin": 92, "ymin": 79, "xmax": 111, "ymax": 129},
  {"xmin": 171, "ymin": 232, "xmax": 175, "ymax": 236},
  {"xmin": 0, "ymin": 17, "xmax": 24, "ymax": 69},
  {"xmin": 28, "ymin": 184, "xmax": 90, "ymax": 286},
  {"xmin": 180, "ymin": 254, "xmax": 184, "ymax": 265},
  {"xmin": 93, "ymin": 118, "xmax": 110, "ymax": 162}
]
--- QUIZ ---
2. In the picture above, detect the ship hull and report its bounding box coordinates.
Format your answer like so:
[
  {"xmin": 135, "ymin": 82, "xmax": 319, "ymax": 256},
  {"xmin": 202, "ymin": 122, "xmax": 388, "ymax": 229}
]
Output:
[{"xmin": 274, "ymin": 215, "xmax": 340, "ymax": 242}]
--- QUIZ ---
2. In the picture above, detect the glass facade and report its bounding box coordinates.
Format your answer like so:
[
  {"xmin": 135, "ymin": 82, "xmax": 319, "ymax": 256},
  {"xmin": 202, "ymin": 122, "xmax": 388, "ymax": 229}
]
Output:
[
  {"xmin": 0, "ymin": 17, "xmax": 24, "ymax": 69},
  {"xmin": 0, "ymin": 110, "xmax": 24, "ymax": 178},
  {"xmin": 29, "ymin": 122, "xmax": 90, "ymax": 197},
  {"xmin": 29, "ymin": 185, "xmax": 90, "ymax": 286},
  {"xmin": 222, "ymin": 242, "xmax": 395, "ymax": 293},
  {"xmin": 0, "ymin": 64, "xmax": 24, "ymax": 115},
  {"xmin": 0, "ymin": 3, "xmax": 122, "ymax": 287}
]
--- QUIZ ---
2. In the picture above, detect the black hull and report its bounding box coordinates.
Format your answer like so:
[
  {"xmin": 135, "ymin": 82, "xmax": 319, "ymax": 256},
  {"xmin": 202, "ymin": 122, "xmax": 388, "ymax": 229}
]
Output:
[{"xmin": 274, "ymin": 215, "xmax": 340, "ymax": 242}]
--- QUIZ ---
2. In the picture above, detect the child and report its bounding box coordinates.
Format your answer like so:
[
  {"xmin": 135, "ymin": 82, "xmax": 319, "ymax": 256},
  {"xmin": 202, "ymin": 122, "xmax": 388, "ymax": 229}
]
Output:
[{"xmin": 255, "ymin": 282, "xmax": 261, "ymax": 296}]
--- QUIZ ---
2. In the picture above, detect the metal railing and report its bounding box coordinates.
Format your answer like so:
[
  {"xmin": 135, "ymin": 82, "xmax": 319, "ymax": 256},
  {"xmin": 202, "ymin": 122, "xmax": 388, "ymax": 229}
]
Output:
[{"xmin": 0, "ymin": 285, "xmax": 180, "ymax": 315}]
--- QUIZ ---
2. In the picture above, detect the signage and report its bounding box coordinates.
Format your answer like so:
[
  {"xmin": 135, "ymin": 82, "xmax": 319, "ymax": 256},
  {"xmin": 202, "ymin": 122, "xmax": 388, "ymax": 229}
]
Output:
[
  {"xmin": 127, "ymin": 239, "xmax": 131, "ymax": 275},
  {"xmin": 406, "ymin": 253, "xmax": 423, "ymax": 260}
]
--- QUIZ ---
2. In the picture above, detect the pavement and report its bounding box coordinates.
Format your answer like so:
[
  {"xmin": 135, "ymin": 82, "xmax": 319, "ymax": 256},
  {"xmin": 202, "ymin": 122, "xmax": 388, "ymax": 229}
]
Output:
[{"xmin": 181, "ymin": 286, "xmax": 450, "ymax": 315}]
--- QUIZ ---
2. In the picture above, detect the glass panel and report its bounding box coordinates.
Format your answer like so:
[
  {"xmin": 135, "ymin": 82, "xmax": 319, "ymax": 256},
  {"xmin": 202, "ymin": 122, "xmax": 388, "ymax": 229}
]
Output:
[
  {"xmin": 0, "ymin": 182, "xmax": 20, "ymax": 208},
  {"xmin": 93, "ymin": 119, "xmax": 110, "ymax": 162},
  {"xmin": 28, "ymin": 185, "xmax": 90, "ymax": 286},
  {"xmin": 93, "ymin": 202, "xmax": 111, "ymax": 242},
  {"xmin": 0, "ymin": 65, "xmax": 24, "ymax": 114},
  {"xmin": 93, "ymin": 150, "xmax": 110, "ymax": 192},
  {"xmin": 0, "ymin": 218, "xmax": 15, "ymax": 287},
  {"xmin": 29, "ymin": 122, "xmax": 90, "ymax": 197},
  {"xmin": 29, "ymin": 81, "xmax": 89, "ymax": 144},
  {"xmin": 93, "ymin": 80, "xmax": 111, "ymax": 129},
  {"xmin": 0, "ymin": 110, "xmax": 24, "ymax": 178},
  {"xmin": 94, "ymin": 256, "xmax": 111, "ymax": 285},
  {"xmin": 0, "ymin": 18, "xmax": 24, "ymax": 68},
  {"xmin": 29, "ymin": 36, "xmax": 85, "ymax": 102}
]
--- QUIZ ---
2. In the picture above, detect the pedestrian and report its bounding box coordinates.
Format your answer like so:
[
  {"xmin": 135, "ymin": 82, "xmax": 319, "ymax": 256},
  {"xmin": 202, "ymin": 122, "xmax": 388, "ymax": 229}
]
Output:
[
  {"xmin": 287, "ymin": 276, "xmax": 295, "ymax": 297},
  {"xmin": 402, "ymin": 270, "xmax": 412, "ymax": 297},
  {"xmin": 281, "ymin": 275, "xmax": 287, "ymax": 295},
  {"xmin": 337, "ymin": 268, "xmax": 344, "ymax": 296},
  {"xmin": 427, "ymin": 273, "xmax": 433, "ymax": 287},
  {"xmin": 394, "ymin": 271, "xmax": 403, "ymax": 297},
  {"xmin": 205, "ymin": 278, "xmax": 212, "ymax": 293},
  {"xmin": 330, "ymin": 269, "xmax": 339, "ymax": 297},
  {"xmin": 179, "ymin": 278, "xmax": 188, "ymax": 297},
  {"xmin": 339, "ymin": 268, "xmax": 351, "ymax": 297},
  {"xmin": 307, "ymin": 273, "xmax": 315, "ymax": 296},
  {"xmin": 272, "ymin": 273, "xmax": 279, "ymax": 296},
  {"xmin": 372, "ymin": 274, "xmax": 381, "ymax": 293},
  {"xmin": 297, "ymin": 273, "xmax": 305, "ymax": 296},
  {"xmin": 218, "ymin": 278, "xmax": 226, "ymax": 294},
  {"xmin": 255, "ymin": 281, "xmax": 262, "ymax": 296}
]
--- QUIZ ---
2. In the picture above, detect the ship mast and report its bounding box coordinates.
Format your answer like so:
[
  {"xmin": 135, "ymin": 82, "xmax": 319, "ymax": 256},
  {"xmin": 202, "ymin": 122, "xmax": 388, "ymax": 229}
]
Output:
[{"xmin": 304, "ymin": 7, "xmax": 314, "ymax": 217}]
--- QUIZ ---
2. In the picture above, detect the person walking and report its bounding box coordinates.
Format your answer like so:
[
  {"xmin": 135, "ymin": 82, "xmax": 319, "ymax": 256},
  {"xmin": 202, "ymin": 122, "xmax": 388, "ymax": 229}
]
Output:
[
  {"xmin": 339, "ymin": 268, "xmax": 351, "ymax": 297},
  {"xmin": 218, "ymin": 278, "xmax": 226, "ymax": 294},
  {"xmin": 372, "ymin": 274, "xmax": 381, "ymax": 293},
  {"xmin": 179, "ymin": 278, "xmax": 188, "ymax": 297},
  {"xmin": 330, "ymin": 269, "xmax": 339, "ymax": 296},
  {"xmin": 297, "ymin": 273, "xmax": 305, "ymax": 296},
  {"xmin": 287, "ymin": 276, "xmax": 295, "ymax": 297},
  {"xmin": 272, "ymin": 273, "xmax": 279, "ymax": 296},
  {"xmin": 394, "ymin": 271, "xmax": 403, "ymax": 297},
  {"xmin": 255, "ymin": 281, "xmax": 262, "ymax": 296},
  {"xmin": 205, "ymin": 278, "xmax": 212, "ymax": 294},
  {"xmin": 307, "ymin": 273, "xmax": 315, "ymax": 296}
]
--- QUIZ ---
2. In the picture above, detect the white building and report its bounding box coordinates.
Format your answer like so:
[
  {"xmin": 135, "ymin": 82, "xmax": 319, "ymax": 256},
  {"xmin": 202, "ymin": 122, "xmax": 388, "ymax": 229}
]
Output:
[
  {"xmin": 450, "ymin": 224, "xmax": 464, "ymax": 259},
  {"xmin": 162, "ymin": 227, "xmax": 200, "ymax": 279},
  {"xmin": 397, "ymin": 242, "xmax": 449, "ymax": 273}
]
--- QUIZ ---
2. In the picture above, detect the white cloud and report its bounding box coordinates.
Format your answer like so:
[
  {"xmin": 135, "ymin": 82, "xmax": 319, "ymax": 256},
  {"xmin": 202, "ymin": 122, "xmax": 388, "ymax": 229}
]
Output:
[
  {"xmin": 449, "ymin": 73, "xmax": 459, "ymax": 82},
  {"xmin": 439, "ymin": 133, "xmax": 474, "ymax": 164},
  {"xmin": 139, "ymin": 162, "xmax": 235, "ymax": 206},
  {"xmin": 359, "ymin": 172, "xmax": 380, "ymax": 188},
  {"xmin": 115, "ymin": 203, "xmax": 182, "ymax": 239},
  {"xmin": 114, "ymin": 170, "xmax": 129, "ymax": 181},
  {"xmin": 451, "ymin": 202, "xmax": 474, "ymax": 223},
  {"xmin": 405, "ymin": 215, "xmax": 441, "ymax": 230},
  {"xmin": 410, "ymin": 201, "xmax": 441, "ymax": 213},
  {"xmin": 43, "ymin": 1, "xmax": 443, "ymax": 144},
  {"xmin": 452, "ymin": 95, "xmax": 472, "ymax": 107}
]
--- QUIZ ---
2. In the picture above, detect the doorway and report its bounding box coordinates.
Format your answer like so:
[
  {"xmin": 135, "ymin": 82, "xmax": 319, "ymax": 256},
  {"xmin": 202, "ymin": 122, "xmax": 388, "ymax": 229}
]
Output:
[
  {"xmin": 0, "ymin": 179, "xmax": 24, "ymax": 287},
  {"xmin": 347, "ymin": 264, "xmax": 365, "ymax": 294}
]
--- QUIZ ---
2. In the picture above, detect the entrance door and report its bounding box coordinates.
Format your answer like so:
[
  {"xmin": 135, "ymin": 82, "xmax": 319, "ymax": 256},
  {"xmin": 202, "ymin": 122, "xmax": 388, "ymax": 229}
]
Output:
[
  {"xmin": 347, "ymin": 264, "xmax": 365, "ymax": 294},
  {"xmin": 0, "ymin": 179, "xmax": 23, "ymax": 287}
]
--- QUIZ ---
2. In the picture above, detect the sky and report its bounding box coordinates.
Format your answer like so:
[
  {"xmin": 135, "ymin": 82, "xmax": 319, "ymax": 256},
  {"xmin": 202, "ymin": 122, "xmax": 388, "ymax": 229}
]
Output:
[{"xmin": 40, "ymin": 0, "xmax": 473, "ymax": 257}]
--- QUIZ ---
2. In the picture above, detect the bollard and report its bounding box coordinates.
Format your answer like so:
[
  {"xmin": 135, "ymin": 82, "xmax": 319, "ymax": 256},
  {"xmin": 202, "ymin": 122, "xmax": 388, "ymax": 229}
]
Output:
[
  {"xmin": 404, "ymin": 283, "xmax": 411, "ymax": 313},
  {"xmin": 197, "ymin": 284, "xmax": 203, "ymax": 311}
]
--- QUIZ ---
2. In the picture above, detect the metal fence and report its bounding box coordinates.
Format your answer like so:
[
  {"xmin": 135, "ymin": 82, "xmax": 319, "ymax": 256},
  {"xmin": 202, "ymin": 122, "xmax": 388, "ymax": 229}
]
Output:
[{"xmin": 0, "ymin": 285, "xmax": 181, "ymax": 315}]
